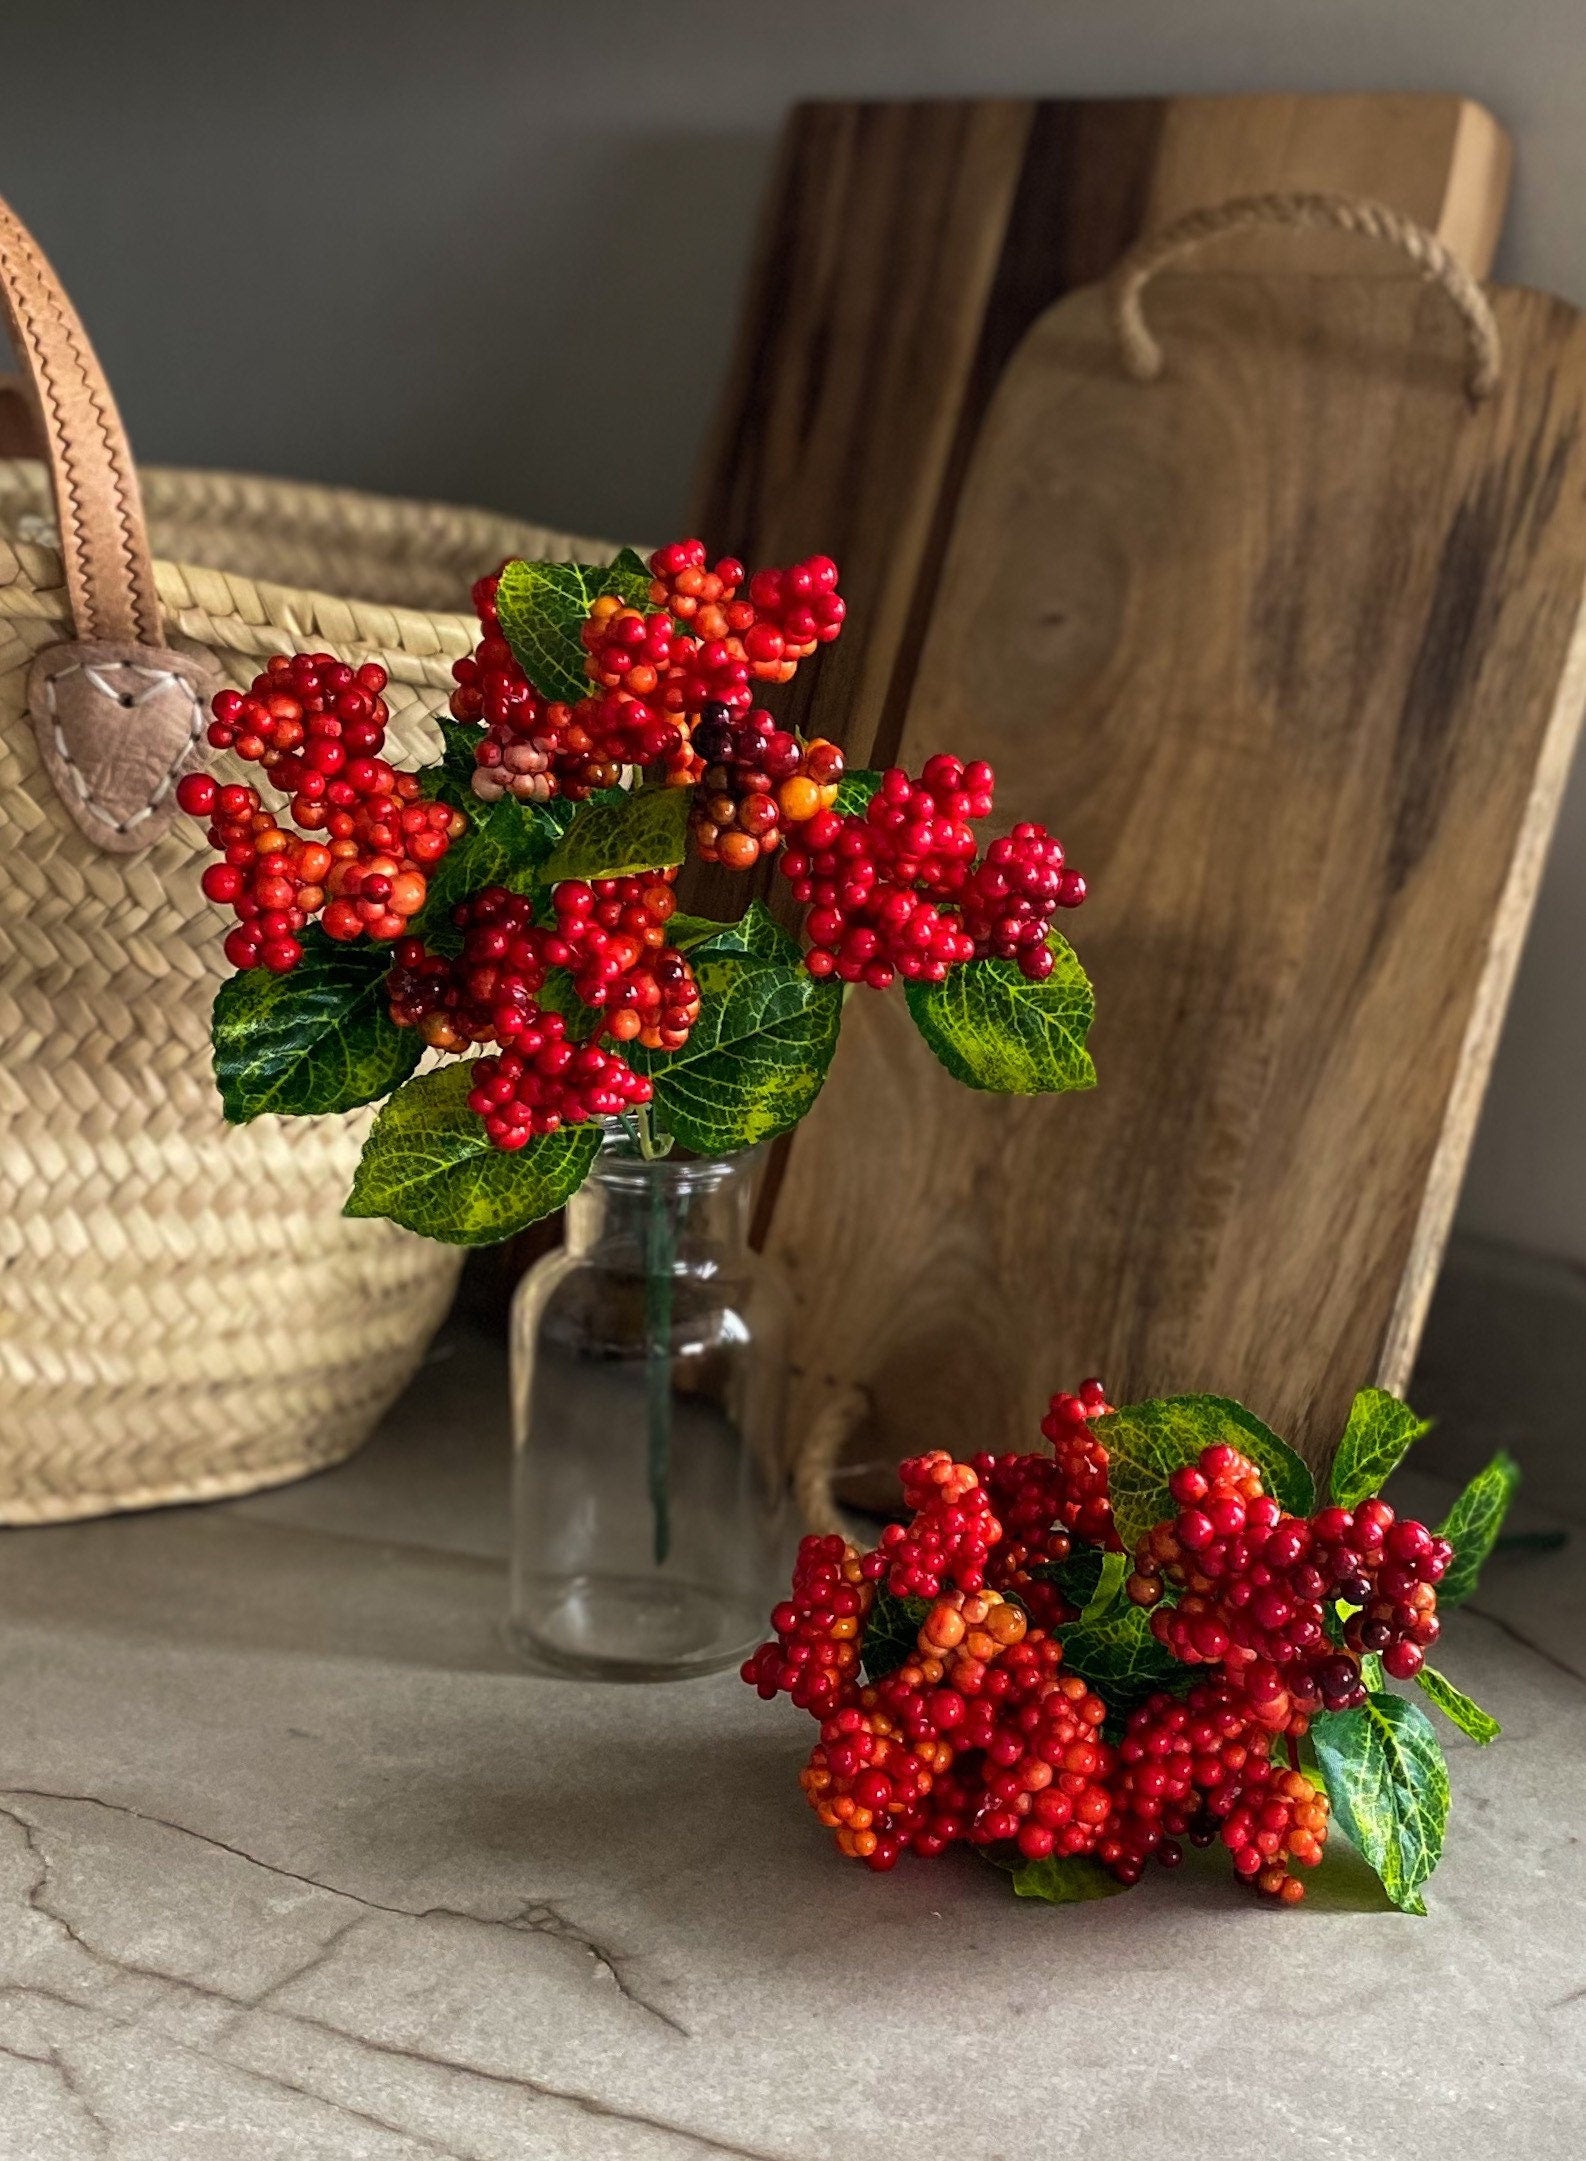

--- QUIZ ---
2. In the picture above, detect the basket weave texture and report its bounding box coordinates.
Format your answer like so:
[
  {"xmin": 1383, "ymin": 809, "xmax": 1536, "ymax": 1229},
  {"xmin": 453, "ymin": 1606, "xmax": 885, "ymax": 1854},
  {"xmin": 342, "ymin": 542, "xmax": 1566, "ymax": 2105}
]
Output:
[{"xmin": 0, "ymin": 457, "xmax": 607, "ymax": 1522}]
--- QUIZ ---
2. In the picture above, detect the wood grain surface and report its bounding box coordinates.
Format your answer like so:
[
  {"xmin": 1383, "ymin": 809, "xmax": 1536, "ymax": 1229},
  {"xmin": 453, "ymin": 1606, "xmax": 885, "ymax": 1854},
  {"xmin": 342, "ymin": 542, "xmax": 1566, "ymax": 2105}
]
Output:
[
  {"xmin": 688, "ymin": 91, "xmax": 1511, "ymax": 939},
  {"xmin": 766, "ymin": 276, "xmax": 1586, "ymax": 1492}
]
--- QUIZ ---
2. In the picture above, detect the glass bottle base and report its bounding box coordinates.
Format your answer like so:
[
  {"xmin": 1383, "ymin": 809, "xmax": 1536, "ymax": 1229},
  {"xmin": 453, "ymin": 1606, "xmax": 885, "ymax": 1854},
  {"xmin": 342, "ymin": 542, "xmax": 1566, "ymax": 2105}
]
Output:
[{"xmin": 508, "ymin": 1569, "xmax": 766, "ymax": 1682}]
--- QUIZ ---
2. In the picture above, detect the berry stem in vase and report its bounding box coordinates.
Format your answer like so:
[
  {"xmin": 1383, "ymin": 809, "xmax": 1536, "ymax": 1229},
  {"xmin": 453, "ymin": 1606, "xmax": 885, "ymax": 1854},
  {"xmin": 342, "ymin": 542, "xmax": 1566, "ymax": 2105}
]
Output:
[{"xmin": 644, "ymin": 1148, "xmax": 676, "ymax": 1566}]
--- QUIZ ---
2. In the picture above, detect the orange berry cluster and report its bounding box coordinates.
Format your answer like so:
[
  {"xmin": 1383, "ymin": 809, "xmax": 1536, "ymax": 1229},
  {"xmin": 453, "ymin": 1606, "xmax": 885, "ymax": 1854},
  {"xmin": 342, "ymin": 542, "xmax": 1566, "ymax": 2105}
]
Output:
[
  {"xmin": 689, "ymin": 705, "xmax": 844, "ymax": 870},
  {"xmin": 180, "ymin": 654, "xmax": 465, "ymax": 971},
  {"xmin": 455, "ymin": 543, "xmax": 847, "ymax": 808},
  {"xmin": 789, "ymin": 1579, "xmax": 1118, "ymax": 1872}
]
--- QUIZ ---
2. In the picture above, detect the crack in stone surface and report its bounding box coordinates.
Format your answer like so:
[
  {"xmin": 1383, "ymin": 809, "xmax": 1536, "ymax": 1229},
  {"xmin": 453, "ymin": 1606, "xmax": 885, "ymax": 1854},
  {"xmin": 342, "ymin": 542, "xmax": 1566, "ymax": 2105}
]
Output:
[
  {"xmin": 1463, "ymin": 1603, "xmax": 1586, "ymax": 1689},
  {"xmin": 508, "ymin": 1901, "xmax": 691, "ymax": 2036},
  {"xmin": 2, "ymin": 1978, "xmax": 782, "ymax": 2161},
  {"xmin": 1, "ymin": 1785, "xmax": 687, "ymax": 2035},
  {"xmin": 4, "ymin": 1984, "xmax": 461, "ymax": 2160},
  {"xmin": 0, "ymin": 1811, "xmax": 773, "ymax": 2161},
  {"xmin": 0, "ymin": 2013, "xmax": 111, "ymax": 2148}
]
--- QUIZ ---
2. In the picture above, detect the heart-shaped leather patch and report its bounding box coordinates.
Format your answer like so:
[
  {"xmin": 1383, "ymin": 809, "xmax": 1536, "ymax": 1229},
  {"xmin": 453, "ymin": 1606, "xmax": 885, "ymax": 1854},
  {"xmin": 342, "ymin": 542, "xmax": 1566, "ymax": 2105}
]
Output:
[{"xmin": 28, "ymin": 638, "xmax": 221, "ymax": 855}]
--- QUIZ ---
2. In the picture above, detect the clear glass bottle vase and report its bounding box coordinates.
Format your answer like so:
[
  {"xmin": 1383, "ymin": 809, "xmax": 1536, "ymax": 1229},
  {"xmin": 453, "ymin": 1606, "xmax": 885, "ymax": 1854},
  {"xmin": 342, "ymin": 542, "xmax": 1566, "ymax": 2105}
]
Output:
[{"xmin": 508, "ymin": 1137, "xmax": 793, "ymax": 1680}]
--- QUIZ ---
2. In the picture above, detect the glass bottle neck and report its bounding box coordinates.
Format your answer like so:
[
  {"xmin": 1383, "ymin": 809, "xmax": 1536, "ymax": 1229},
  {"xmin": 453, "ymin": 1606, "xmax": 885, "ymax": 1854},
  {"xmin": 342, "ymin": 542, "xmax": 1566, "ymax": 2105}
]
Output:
[{"xmin": 563, "ymin": 1152, "xmax": 756, "ymax": 1274}]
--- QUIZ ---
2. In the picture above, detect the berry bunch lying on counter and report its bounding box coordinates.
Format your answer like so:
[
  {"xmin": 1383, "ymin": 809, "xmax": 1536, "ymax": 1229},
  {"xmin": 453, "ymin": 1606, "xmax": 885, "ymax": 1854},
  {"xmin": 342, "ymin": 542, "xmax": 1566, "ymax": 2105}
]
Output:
[
  {"xmin": 185, "ymin": 541, "xmax": 1100, "ymax": 1246},
  {"xmin": 744, "ymin": 1382, "xmax": 1514, "ymax": 1914}
]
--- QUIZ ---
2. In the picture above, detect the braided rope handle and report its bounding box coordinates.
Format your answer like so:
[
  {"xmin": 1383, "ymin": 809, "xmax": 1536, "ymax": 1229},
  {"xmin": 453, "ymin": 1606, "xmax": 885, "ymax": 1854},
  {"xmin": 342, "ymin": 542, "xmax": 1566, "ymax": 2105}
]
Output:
[
  {"xmin": 792, "ymin": 1380, "xmax": 871, "ymax": 1537},
  {"xmin": 1111, "ymin": 190, "xmax": 1502, "ymax": 399},
  {"xmin": 0, "ymin": 193, "xmax": 161, "ymax": 644}
]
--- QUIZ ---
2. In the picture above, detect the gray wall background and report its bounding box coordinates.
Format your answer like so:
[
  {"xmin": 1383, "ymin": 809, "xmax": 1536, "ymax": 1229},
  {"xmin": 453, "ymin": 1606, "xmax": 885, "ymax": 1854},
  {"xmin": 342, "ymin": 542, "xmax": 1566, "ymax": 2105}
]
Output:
[{"xmin": 2, "ymin": 0, "xmax": 1582, "ymax": 1262}]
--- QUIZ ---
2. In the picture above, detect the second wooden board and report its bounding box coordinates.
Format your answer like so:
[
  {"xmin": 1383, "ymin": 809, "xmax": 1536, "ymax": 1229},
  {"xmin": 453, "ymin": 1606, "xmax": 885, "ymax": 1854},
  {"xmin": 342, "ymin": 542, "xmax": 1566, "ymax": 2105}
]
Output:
[{"xmin": 768, "ymin": 273, "xmax": 1586, "ymax": 1493}]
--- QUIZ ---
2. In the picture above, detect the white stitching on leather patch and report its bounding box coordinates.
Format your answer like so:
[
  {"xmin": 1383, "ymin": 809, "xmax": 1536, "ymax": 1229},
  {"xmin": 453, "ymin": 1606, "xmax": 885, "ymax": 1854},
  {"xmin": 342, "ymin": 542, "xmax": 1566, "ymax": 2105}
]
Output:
[{"xmin": 40, "ymin": 657, "xmax": 206, "ymax": 831}]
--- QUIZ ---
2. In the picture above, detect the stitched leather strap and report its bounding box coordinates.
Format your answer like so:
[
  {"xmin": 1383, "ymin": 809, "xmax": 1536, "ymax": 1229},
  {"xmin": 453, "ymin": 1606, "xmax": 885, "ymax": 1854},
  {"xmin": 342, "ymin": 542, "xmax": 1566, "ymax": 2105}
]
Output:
[{"xmin": 0, "ymin": 195, "xmax": 162, "ymax": 645}]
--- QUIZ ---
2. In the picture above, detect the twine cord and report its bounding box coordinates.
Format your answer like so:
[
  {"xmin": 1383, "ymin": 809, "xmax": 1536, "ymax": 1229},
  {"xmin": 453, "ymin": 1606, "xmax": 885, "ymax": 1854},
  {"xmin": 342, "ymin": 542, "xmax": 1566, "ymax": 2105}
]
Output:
[{"xmin": 1110, "ymin": 190, "xmax": 1502, "ymax": 398}]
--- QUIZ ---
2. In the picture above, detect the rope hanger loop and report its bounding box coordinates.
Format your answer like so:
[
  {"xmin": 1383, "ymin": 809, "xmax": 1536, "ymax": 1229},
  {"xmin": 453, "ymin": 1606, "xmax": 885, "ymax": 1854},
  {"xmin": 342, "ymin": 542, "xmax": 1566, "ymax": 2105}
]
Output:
[{"xmin": 1110, "ymin": 189, "xmax": 1502, "ymax": 400}]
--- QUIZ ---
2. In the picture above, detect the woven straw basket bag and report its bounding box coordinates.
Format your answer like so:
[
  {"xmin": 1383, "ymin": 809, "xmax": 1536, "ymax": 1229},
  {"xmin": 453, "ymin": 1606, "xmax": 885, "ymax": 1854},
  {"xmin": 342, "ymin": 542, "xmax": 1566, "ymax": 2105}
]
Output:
[{"xmin": 0, "ymin": 192, "xmax": 604, "ymax": 1523}]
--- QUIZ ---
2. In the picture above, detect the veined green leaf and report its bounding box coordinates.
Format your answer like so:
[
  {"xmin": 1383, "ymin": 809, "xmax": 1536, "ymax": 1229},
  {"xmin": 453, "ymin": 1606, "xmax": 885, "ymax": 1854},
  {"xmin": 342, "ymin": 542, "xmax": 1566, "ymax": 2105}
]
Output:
[
  {"xmin": 834, "ymin": 768, "xmax": 883, "ymax": 815},
  {"xmin": 686, "ymin": 899, "xmax": 803, "ymax": 966},
  {"xmin": 905, "ymin": 934, "xmax": 1095, "ymax": 1095},
  {"xmin": 627, "ymin": 943, "xmax": 842, "ymax": 1156},
  {"xmin": 666, "ymin": 912, "xmax": 738, "ymax": 953},
  {"xmin": 425, "ymin": 716, "xmax": 484, "ymax": 801},
  {"xmin": 1080, "ymin": 1550, "xmax": 1130, "ymax": 1623},
  {"xmin": 1310, "ymin": 1691, "xmax": 1450, "ymax": 1914},
  {"xmin": 343, "ymin": 1060, "xmax": 600, "ymax": 1245},
  {"xmin": 1055, "ymin": 1599, "xmax": 1182, "ymax": 1717},
  {"xmin": 1093, "ymin": 1396, "xmax": 1316, "ymax": 1552},
  {"xmin": 1330, "ymin": 1388, "xmax": 1432, "ymax": 1509},
  {"xmin": 1436, "ymin": 1451, "xmax": 1521, "ymax": 1607},
  {"xmin": 211, "ymin": 926, "xmax": 419, "ymax": 1122},
  {"xmin": 493, "ymin": 549, "xmax": 654, "ymax": 706},
  {"xmin": 1010, "ymin": 1853, "xmax": 1133, "ymax": 1904},
  {"xmin": 539, "ymin": 784, "xmax": 690, "ymax": 884},
  {"xmin": 860, "ymin": 1591, "xmax": 929, "ymax": 1682},
  {"xmin": 414, "ymin": 792, "xmax": 579, "ymax": 945},
  {"xmin": 1416, "ymin": 1667, "xmax": 1500, "ymax": 1745}
]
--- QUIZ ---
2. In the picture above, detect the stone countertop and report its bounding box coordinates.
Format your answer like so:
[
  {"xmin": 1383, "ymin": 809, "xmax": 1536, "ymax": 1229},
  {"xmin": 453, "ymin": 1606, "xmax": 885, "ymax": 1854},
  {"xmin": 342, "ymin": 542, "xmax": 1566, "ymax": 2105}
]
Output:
[{"xmin": 1, "ymin": 1248, "xmax": 1583, "ymax": 2161}]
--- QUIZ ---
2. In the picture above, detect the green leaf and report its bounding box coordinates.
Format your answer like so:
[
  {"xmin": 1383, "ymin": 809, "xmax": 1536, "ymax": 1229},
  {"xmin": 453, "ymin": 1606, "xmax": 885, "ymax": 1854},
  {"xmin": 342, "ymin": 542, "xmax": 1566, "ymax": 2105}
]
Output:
[
  {"xmin": 1416, "ymin": 1667, "xmax": 1501, "ymax": 1745},
  {"xmin": 493, "ymin": 550, "xmax": 653, "ymax": 706},
  {"xmin": 1080, "ymin": 1550, "xmax": 1130, "ymax": 1623},
  {"xmin": 627, "ymin": 945, "xmax": 843, "ymax": 1156},
  {"xmin": 1310, "ymin": 1691, "xmax": 1450, "ymax": 1914},
  {"xmin": 1330, "ymin": 1388, "xmax": 1432, "ymax": 1509},
  {"xmin": 1359, "ymin": 1649, "xmax": 1386, "ymax": 1692},
  {"xmin": 834, "ymin": 768, "xmax": 883, "ymax": 815},
  {"xmin": 539, "ymin": 785, "xmax": 691, "ymax": 884},
  {"xmin": 1010, "ymin": 1853, "xmax": 1133, "ymax": 1904},
  {"xmin": 414, "ymin": 792, "xmax": 579, "ymax": 944},
  {"xmin": 1436, "ymin": 1451, "xmax": 1521, "ymax": 1607},
  {"xmin": 686, "ymin": 899, "xmax": 803, "ymax": 966},
  {"xmin": 1093, "ymin": 1395, "xmax": 1316, "ymax": 1552},
  {"xmin": 211, "ymin": 925, "xmax": 420, "ymax": 1122},
  {"xmin": 666, "ymin": 912, "xmax": 737, "ymax": 953},
  {"xmin": 860, "ymin": 1591, "xmax": 929, "ymax": 1681},
  {"xmin": 905, "ymin": 934, "xmax": 1095, "ymax": 1095},
  {"xmin": 1055, "ymin": 1600, "xmax": 1182, "ymax": 1717},
  {"xmin": 1039, "ymin": 1546, "xmax": 1108, "ymax": 1610},
  {"xmin": 415, "ymin": 719, "xmax": 480, "ymax": 812},
  {"xmin": 343, "ymin": 1060, "xmax": 600, "ymax": 1245}
]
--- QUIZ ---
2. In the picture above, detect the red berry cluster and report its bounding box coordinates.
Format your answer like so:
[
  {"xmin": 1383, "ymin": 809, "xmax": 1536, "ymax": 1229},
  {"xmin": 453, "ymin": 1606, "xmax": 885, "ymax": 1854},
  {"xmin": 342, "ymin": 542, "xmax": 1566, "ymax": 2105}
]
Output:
[
  {"xmin": 466, "ymin": 1028, "xmax": 653, "ymax": 1147},
  {"xmin": 733, "ymin": 555, "xmax": 846, "ymax": 674},
  {"xmin": 780, "ymin": 755, "xmax": 1087, "ymax": 988},
  {"xmin": 454, "ymin": 544, "xmax": 847, "ymax": 809},
  {"xmin": 742, "ymin": 1534, "xmax": 880, "ymax": 1717},
  {"xmin": 386, "ymin": 888, "xmax": 550, "ymax": 1054},
  {"xmin": 387, "ymin": 874, "xmax": 701, "ymax": 1141},
  {"xmin": 1039, "ymin": 1381, "xmax": 1120, "ymax": 1549},
  {"xmin": 540, "ymin": 876, "xmax": 701, "ymax": 1052},
  {"xmin": 876, "ymin": 1452, "xmax": 1003, "ymax": 1598},
  {"xmin": 747, "ymin": 1379, "xmax": 1453, "ymax": 1904},
  {"xmin": 970, "ymin": 1378, "xmax": 1116, "ymax": 1628},
  {"xmin": 785, "ymin": 1579, "xmax": 1117, "ymax": 1871},
  {"xmin": 1103, "ymin": 1681, "xmax": 1330, "ymax": 1899},
  {"xmin": 457, "ymin": 574, "xmax": 625, "ymax": 804},
  {"xmin": 959, "ymin": 823, "xmax": 1086, "ymax": 980},
  {"xmin": 180, "ymin": 655, "xmax": 466, "ymax": 971},
  {"xmin": 1128, "ymin": 1446, "xmax": 1450, "ymax": 1714},
  {"xmin": 689, "ymin": 704, "xmax": 845, "ymax": 870}
]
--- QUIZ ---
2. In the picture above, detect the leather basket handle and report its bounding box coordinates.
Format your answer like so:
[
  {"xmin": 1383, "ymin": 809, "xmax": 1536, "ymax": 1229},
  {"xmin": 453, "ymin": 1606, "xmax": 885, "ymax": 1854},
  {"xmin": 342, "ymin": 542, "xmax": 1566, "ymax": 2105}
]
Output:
[
  {"xmin": 0, "ymin": 197, "xmax": 162, "ymax": 644},
  {"xmin": 0, "ymin": 190, "xmax": 216, "ymax": 852}
]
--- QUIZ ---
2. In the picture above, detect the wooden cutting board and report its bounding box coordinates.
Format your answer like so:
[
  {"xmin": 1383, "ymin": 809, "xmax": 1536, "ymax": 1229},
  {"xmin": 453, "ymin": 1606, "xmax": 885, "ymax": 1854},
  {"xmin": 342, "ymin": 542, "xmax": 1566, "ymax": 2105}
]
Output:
[
  {"xmin": 766, "ymin": 269, "xmax": 1586, "ymax": 1498},
  {"xmin": 690, "ymin": 92, "xmax": 1510, "ymax": 929}
]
